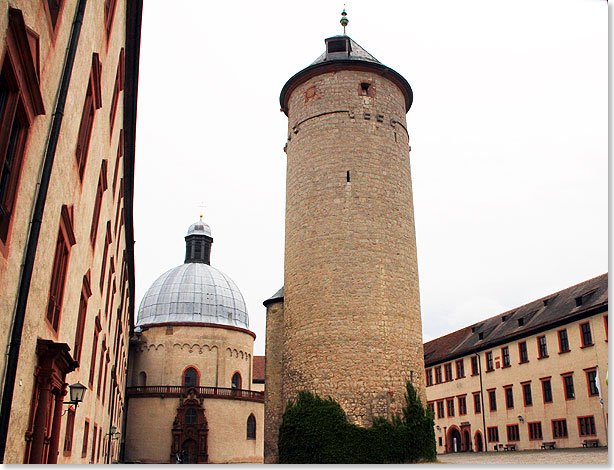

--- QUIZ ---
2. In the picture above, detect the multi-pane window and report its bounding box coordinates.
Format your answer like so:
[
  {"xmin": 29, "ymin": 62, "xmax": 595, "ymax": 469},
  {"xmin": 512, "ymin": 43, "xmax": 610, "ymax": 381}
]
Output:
[
  {"xmin": 437, "ymin": 401, "xmax": 444, "ymax": 419},
  {"xmin": 458, "ymin": 396, "xmax": 467, "ymax": 415},
  {"xmin": 522, "ymin": 383, "xmax": 533, "ymax": 406},
  {"xmin": 486, "ymin": 351, "xmax": 494, "ymax": 371},
  {"xmin": 537, "ymin": 336, "xmax": 548, "ymax": 358},
  {"xmin": 542, "ymin": 379, "xmax": 553, "ymax": 403},
  {"xmin": 501, "ymin": 347, "xmax": 510, "ymax": 367},
  {"xmin": 104, "ymin": 0, "xmax": 118, "ymax": 38},
  {"xmin": 580, "ymin": 322, "xmax": 593, "ymax": 347},
  {"xmin": 552, "ymin": 419, "xmax": 568, "ymax": 438},
  {"xmin": 88, "ymin": 319, "xmax": 101, "ymax": 387},
  {"xmin": 109, "ymin": 48, "xmax": 124, "ymax": 133},
  {"xmin": 488, "ymin": 389, "xmax": 497, "ymax": 411},
  {"xmin": 183, "ymin": 367, "xmax": 198, "ymax": 387},
  {"xmin": 435, "ymin": 366, "xmax": 442, "ymax": 384},
  {"xmin": 446, "ymin": 398, "xmax": 454, "ymax": 417},
  {"xmin": 473, "ymin": 392, "xmax": 481, "ymax": 413},
  {"xmin": 425, "ymin": 368, "xmax": 433, "ymax": 386},
  {"xmin": 507, "ymin": 424, "xmax": 520, "ymax": 441},
  {"xmin": 558, "ymin": 329, "xmax": 570, "ymax": 353},
  {"xmin": 455, "ymin": 359, "xmax": 465, "ymax": 379},
  {"xmin": 586, "ymin": 370, "xmax": 599, "ymax": 396},
  {"xmin": 63, "ymin": 408, "xmax": 75, "ymax": 454},
  {"xmin": 73, "ymin": 273, "xmax": 91, "ymax": 363},
  {"xmin": 518, "ymin": 341, "xmax": 528, "ymax": 363},
  {"xmin": 471, "ymin": 356, "xmax": 479, "ymax": 375},
  {"xmin": 246, "ymin": 414, "xmax": 256, "ymax": 439},
  {"xmin": 81, "ymin": 420, "xmax": 89, "ymax": 458},
  {"xmin": 563, "ymin": 374, "xmax": 575, "ymax": 400},
  {"xmin": 444, "ymin": 363, "xmax": 452, "ymax": 382},
  {"xmin": 487, "ymin": 426, "xmax": 499, "ymax": 443},
  {"xmin": 76, "ymin": 54, "xmax": 102, "ymax": 182},
  {"xmin": 91, "ymin": 424, "xmax": 97, "ymax": 463},
  {"xmin": 185, "ymin": 408, "xmax": 197, "ymax": 425},
  {"xmin": 90, "ymin": 161, "xmax": 107, "ymax": 248},
  {"xmin": 505, "ymin": 387, "xmax": 514, "ymax": 409},
  {"xmin": 528, "ymin": 422, "xmax": 543, "ymax": 440},
  {"xmin": 578, "ymin": 416, "xmax": 596, "ymax": 436},
  {"xmin": 428, "ymin": 402, "xmax": 435, "ymax": 415}
]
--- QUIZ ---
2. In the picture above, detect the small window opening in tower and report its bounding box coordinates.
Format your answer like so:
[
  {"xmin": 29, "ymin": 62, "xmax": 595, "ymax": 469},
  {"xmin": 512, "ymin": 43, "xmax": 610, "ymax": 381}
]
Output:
[
  {"xmin": 360, "ymin": 82, "xmax": 371, "ymax": 96},
  {"xmin": 327, "ymin": 39, "xmax": 347, "ymax": 53},
  {"xmin": 346, "ymin": 170, "xmax": 350, "ymax": 182}
]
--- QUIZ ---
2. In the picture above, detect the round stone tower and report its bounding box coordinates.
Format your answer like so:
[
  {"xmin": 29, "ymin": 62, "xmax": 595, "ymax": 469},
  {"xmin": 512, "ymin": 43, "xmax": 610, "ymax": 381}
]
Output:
[{"xmin": 275, "ymin": 30, "xmax": 425, "ymax": 438}]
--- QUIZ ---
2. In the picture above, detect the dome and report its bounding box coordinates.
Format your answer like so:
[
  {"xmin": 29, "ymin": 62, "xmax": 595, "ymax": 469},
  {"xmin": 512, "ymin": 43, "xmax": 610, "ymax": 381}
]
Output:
[
  {"xmin": 187, "ymin": 216, "xmax": 211, "ymax": 237},
  {"xmin": 136, "ymin": 262, "xmax": 249, "ymax": 329}
]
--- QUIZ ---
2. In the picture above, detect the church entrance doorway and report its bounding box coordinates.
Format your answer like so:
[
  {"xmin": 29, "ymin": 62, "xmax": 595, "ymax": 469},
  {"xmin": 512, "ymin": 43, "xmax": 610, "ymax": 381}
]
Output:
[
  {"xmin": 182, "ymin": 439, "xmax": 198, "ymax": 464},
  {"xmin": 170, "ymin": 389, "xmax": 208, "ymax": 463}
]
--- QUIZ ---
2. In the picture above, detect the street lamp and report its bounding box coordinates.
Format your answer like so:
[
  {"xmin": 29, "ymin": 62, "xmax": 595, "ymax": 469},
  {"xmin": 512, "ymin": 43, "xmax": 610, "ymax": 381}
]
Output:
[{"xmin": 64, "ymin": 382, "xmax": 87, "ymax": 409}]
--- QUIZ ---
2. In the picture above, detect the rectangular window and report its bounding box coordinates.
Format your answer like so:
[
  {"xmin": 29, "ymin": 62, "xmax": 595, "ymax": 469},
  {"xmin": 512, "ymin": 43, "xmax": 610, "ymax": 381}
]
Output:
[
  {"xmin": 518, "ymin": 341, "xmax": 528, "ymax": 363},
  {"xmin": 580, "ymin": 322, "xmax": 593, "ymax": 347},
  {"xmin": 446, "ymin": 398, "xmax": 454, "ymax": 417},
  {"xmin": 444, "ymin": 363, "xmax": 452, "ymax": 382},
  {"xmin": 604, "ymin": 315, "xmax": 608, "ymax": 341},
  {"xmin": 552, "ymin": 419, "xmax": 568, "ymax": 439},
  {"xmin": 437, "ymin": 401, "xmax": 444, "ymax": 419},
  {"xmin": 458, "ymin": 396, "xmax": 467, "ymax": 415},
  {"xmin": 537, "ymin": 336, "xmax": 548, "ymax": 358},
  {"xmin": 99, "ymin": 223, "xmax": 111, "ymax": 292},
  {"xmin": 522, "ymin": 383, "xmax": 533, "ymax": 406},
  {"xmin": 73, "ymin": 273, "xmax": 91, "ymax": 363},
  {"xmin": 97, "ymin": 343, "xmax": 105, "ymax": 396},
  {"xmin": 425, "ymin": 368, "xmax": 433, "ymax": 387},
  {"xmin": 578, "ymin": 416, "xmax": 596, "ymax": 437},
  {"xmin": 505, "ymin": 387, "xmax": 514, "ymax": 409},
  {"xmin": 81, "ymin": 420, "xmax": 89, "ymax": 458},
  {"xmin": 76, "ymin": 54, "xmax": 101, "ymax": 182},
  {"xmin": 435, "ymin": 366, "xmax": 442, "ymax": 384},
  {"xmin": 63, "ymin": 407, "xmax": 75, "ymax": 454},
  {"xmin": 488, "ymin": 389, "xmax": 497, "ymax": 411},
  {"xmin": 563, "ymin": 374, "xmax": 575, "ymax": 400},
  {"xmin": 501, "ymin": 346, "xmax": 510, "ymax": 367},
  {"xmin": 88, "ymin": 320, "xmax": 101, "ymax": 387},
  {"xmin": 455, "ymin": 359, "xmax": 465, "ymax": 379},
  {"xmin": 558, "ymin": 329, "xmax": 570, "ymax": 353},
  {"xmin": 90, "ymin": 161, "xmax": 107, "ymax": 248},
  {"xmin": 112, "ymin": 130, "xmax": 123, "ymax": 196},
  {"xmin": 471, "ymin": 356, "xmax": 479, "ymax": 375},
  {"xmin": 486, "ymin": 351, "xmax": 494, "ymax": 371},
  {"xmin": 91, "ymin": 424, "xmax": 97, "ymax": 462},
  {"xmin": 528, "ymin": 422, "xmax": 543, "ymax": 440},
  {"xmin": 507, "ymin": 424, "xmax": 519, "ymax": 442},
  {"xmin": 109, "ymin": 48, "xmax": 124, "ymax": 134},
  {"xmin": 428, "ymin": 402, "xmax": 435, "ymax": 415},
  {"xmin": 586, "ymin": 370, "xmax": 599, "ymax": 396},
  {"xmin": 104, "ymin": 0, "xmax": 118, "ymax": 38},
  {"xmin": 473, "ymin": 392, "xmax": 481, "ymax": 413},
  {"xmin": 487, "ymin": 426, "xmax": 499, "ymax": 443},
  {"xmin": 542, "ymin": 378, "xmax": 553, "ymax": 403}
]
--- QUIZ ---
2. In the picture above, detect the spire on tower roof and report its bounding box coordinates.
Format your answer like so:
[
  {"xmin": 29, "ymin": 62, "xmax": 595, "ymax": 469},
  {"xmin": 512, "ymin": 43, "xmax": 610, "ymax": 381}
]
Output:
[{"xmin": 340, "ymin": 8, "xmax": 348, "ymax": 35}]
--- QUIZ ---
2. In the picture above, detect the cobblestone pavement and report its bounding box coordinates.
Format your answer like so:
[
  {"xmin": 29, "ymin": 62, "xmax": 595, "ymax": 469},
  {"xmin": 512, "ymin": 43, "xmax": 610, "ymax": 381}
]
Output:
[{"xmin": 436, "ymin": 447, "xmax": 608, "ymax": 465}]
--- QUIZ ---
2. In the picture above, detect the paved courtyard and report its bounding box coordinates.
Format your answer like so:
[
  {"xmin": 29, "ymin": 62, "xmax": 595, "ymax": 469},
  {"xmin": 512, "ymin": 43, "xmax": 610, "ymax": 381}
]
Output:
[{"xmin": 436, "ymin": 447, "xmax": 608, "ymax": 465}]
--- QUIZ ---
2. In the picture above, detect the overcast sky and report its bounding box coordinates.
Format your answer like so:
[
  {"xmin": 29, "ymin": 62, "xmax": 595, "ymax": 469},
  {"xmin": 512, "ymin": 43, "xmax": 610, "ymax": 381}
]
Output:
[{"xmin": 133, "ymin": 0, "xmax": 607, "ymax": 355}]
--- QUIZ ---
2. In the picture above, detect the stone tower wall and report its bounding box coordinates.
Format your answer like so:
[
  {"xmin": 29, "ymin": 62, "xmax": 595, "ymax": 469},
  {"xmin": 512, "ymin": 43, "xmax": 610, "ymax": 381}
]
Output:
[
  {"xmin": 282, "ymin": 69, "xmax": 426, "ymax": 427},
  {"xmin": 263, "ymin": 300, "xmax": 284, "ymax": 463}
]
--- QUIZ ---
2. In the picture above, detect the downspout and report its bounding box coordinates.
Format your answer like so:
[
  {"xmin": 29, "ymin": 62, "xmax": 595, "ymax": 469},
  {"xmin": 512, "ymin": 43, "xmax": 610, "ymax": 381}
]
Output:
[
  {"xmin": 475, "ymin": 352, "xmax": 488, "ymax": 452},
  {"xmin": 0, "ymin": 0, "xmax": 88, "ymax": 462}
]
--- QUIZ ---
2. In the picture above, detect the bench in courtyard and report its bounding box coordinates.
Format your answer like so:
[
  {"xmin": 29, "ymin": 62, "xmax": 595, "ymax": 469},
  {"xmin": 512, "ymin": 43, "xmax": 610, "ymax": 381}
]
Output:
[
  {"xmin": 582, "ymin": 439, "xmax": 599, "ymax": 448},
  {"xmin": 504, "ymin": 444, "xmax": 516, "ymax": 451},
  {"xmin": 541, "ymin": 441, "xmax": 555, "ymax": 450}
]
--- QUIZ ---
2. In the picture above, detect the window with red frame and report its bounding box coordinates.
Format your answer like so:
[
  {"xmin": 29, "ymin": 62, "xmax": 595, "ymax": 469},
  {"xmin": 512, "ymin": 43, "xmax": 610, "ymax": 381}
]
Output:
[
  {"xmin": 471, "ymin": 356, "xmax": 479, "ymax": 375},
  {"xmin": 81, "ymin": 419, "xmax": 89, "ymax": 458},
  {"xmin": 504, "ymin": 387, "xmax": 514, "ymax": 409},
  {"xmin": 76, "ymin": 54, "xmax": 102, "ymax": 182},
  {"xmin": 458, "ymin": 395, "xmax": 467, "ymax": 415},
  {"xmin": 586, "ymin": 369, "xmax": 599, "ymax": 397},
  {"xmin": 473, "ymin": 392, "xmax": 481, "ymax": 413},
  {"xmin": 487, "ymin": 426, "xmax": 499, "ymax": 443},
  {"xmin": 518, "ymin": 341, "xmax": 528, "ymax": 363},
  {"xmin": 541, "ymin": 378, "xmax": 553, "ymax": 403},
  {"xmin": 435, "ymin": 366, "xmax": 442, "ymax": 384},
  {"xmin": 488, "ymin": 389, "xmax": 497, "ymax": 411},
  {"xmin": 88, "ymin": 317, "xmax": 101, "ymax": 387},
  {"xmin": 183, "ymin": 367, "xmax": 199, "ymax": 387},
  {"xmin": 604, "ymin": 315, "xmax": 608, "ymax": 340},
  {"xmin": 112, "ymin": 130, "xmax": 123, "ymax": 196},
  {"xmin": 528, "ymin": 421, "xmax": 542, "ymax": 440},
  {"xmin": 562, "ymin": 374, "xmax": 575, "ymax": 400},
  {"xmin": 63, "ymin": 407, "xmax": 75, "ymax": 455},
  {"xmin": 552, "ymin": 419, "xmax": 567, "ymax": 438},
  {"xmin": 99, "ymin": 222, "xmax": 111, "ymax": 291},
  {"xmin": 506, "ymin": 424, "xmax": 519, "ymax": 441},
  {"xmin": 0, "ymin": 10, "xmax": 45, "ymax": 245},
  {"xmin": 486, "ymin": 351, "xmax": 494, "ymax": 371},
  {"xmin": 501, "ymin": 347, "xmax": 510, "ymax": 367},
  {"xmin": 578, "ymin": 416, "xmax": 596, "ymax": 436},
  {"xmin": 96, "ymin": 341, "xmax": 106, "ymax": 396},
  {"xmin": 436, "ymin": 401, "xmax": 444, "ymax": 419},
  {"xmin": 455, "ymin": 359, "xmax": 465, "ymax": 378},
  {"xmin": 109, "ymin": 49, "xmax": 124, "ymax": 134},
  {"xmin": 557, "ymin": 329, "xmax": 570, "ymax": 353},
  {"xmin": 90, "ymin": 424, "xmax": 97, "ymax": 463},
  {"xmin": 425, "ymin": 368, "xmax": 433, "ymax": 386},
  {"xmin": 537, "ymin": 336, "xmax": 548, "ymax": 358},
  {"xmin": 580, "ymin": 322, "xmax": 593, "ymax": 347},
  {"xmin": 104, "ymin": 0, "xmax": 118, "ymax": 39},
  {"xmin": 73, "ymin": 272, "xmax": 91, "ymax": 363},
  {"xmin": 90, "ymin": 160, "xmax": 107, "ymax": 247},
  {"xmin": 446, "ymin": 398, "xmax": 454, "ymax": 417},
  {"xmin": 46, "ymin": 206, "xmax": 76, "ymax": 332},
  {"xmin": 444, "ymin": 363, "xmax": 452, "ymax": 381},
  {"xmin": 522, "ymin": 382, "xmax": 533, "ymax": 406},
  {"xmin": 97, "ymin": 426, "xmax": 102, "ymax": 462}
]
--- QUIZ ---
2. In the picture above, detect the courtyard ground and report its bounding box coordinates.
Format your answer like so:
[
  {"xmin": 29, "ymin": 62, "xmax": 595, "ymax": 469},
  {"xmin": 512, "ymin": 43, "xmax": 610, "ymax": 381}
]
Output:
[{"xmin": 436, "ymin": 447, "xmax": 608, "ymax": 465}]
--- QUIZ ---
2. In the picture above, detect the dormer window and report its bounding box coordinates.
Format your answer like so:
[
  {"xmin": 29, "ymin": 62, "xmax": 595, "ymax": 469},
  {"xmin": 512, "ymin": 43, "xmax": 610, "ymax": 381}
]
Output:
[{"xmin": 327, "ymin": 38, "xmax": 349, "ymax": 53}]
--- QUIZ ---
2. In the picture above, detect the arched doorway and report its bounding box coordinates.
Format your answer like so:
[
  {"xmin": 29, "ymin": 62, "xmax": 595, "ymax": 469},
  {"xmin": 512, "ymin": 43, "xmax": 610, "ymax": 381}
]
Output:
[
  {"xmin": 170, "ymin": 389, "xmax": 208, "ymax": 463},
  {"xmin": 182, "ymin": 439, "xmax": 198, "ymax": 464},
  {"xmin": 463, "ymin": 430, "xmax": 471, "ymax": 452},
  {"xmin": 474, "ymin": 430, "xmax": 483, "ymax": 452},
  {"xmin": 446, "ymin": 426, "xmax": 462, "ymax": 453}
]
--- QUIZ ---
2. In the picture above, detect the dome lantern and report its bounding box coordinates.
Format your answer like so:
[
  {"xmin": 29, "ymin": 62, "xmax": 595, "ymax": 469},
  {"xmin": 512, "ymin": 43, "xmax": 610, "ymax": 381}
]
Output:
[{"xmin": 185, "ymin": 215, "xmax": 213, "ymax": 264}]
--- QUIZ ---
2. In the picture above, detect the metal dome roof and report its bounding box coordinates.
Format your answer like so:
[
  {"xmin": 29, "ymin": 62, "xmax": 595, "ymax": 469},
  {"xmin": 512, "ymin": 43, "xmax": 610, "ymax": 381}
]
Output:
[
  {"xmin": 187, "ymin": 216, "xmax": 212, "ymax": 237},
  {"xmin": 136, "ymin": 262, "xmax": 249, "ymax": 329}
]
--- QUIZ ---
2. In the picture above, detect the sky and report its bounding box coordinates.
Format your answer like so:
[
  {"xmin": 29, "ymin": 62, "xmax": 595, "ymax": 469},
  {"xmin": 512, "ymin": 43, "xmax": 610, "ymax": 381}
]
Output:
[{"xmin": 133, "ymin": 0, "xmax": 608, "ymax": 355}]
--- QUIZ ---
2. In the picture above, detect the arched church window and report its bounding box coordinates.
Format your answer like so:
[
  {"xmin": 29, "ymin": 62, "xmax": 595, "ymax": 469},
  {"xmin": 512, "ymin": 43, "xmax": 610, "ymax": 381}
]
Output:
[
  {"xmin": 246, "ymin": 414, "xmax": 256, "ymax": 440},
  {"xmin": 231, "ymin": 372, "xmax": 242, "ymax": 390},
  {"xmin": 183, "ymin": 367, "xmax": 199, "ymax": 387},
  {"xmin": 137, "ymin": 371, "xmax": 146, "ymax": 387},
  {"xmin": 185, "ymin": 408, "xmax": 197, "ymax": 425}
]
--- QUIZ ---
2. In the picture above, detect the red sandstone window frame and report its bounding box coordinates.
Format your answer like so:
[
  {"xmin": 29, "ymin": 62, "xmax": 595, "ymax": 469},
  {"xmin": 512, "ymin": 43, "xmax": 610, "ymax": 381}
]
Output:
[
  {"xmin": 104, "ymin": 0, "xmax": 118, "ymax": 41},
  {"xmin": 584, "ymin": 368, "xmax": 599, "ymax": 397},
  {"xmin": 444, "ymin": 362, "xmax": 452, "ymax": 382},
  {"xmin": 100, "ymin": 222, "xmax": 112, "ymax": 292},
  {"xmin": 88, "ymin": 316, "xmax": 102, "ymax": 387},
  {"xmin": 580, "ymin": 322, "xmax": 593, "ymax": 348},
  {"xmin": 521, "ymin": 381, "xmax": 533, "ymax": 407},
  {"xmin": 425, "ymin": 368, "xmax": 433, "ymax": 387},
  {"xmin": 488, "ymin": 388, "xmax": 497, "ymax": 411},
  {"xmin": 455, "ymin": 359, "xmax": 465, "ymax": 379},
  {"xmin": 182, "ymin": 366, "xmax": 200, "ymax": 387},
  {"xmin": 473, "ymin": 392, "xmax": 481, "ymax": 414},
  {"xmin": 504, "ymin": 385, "xmax": 514, "ymax": 409},
  {"xmin": 63, "ymin": 406, "xmax": 75, "ymax": 455},
  {"xmin": 557, "ymin": 328, "xmax": 570, "ymax": 353},
  {"xmin": 90, "ymin": 160, "xmax": 108, "ymax": 248},
  {"xmin": 109, "ymin": 49, "xmax": 124, "ymax": 136},
  {"xmin": 246, "ymin": 413, "xmax": 256, "ymax": 440},
  {"xmin": 46, "ymin": 205, "xmax": 76, "ymax": 333},
  {"xmin": 446, "ymin": 398, "xmax": 454, "ymax": 417},
  {"xmin": 604, "ymin": 315, "xmax": 608, "ymax": 341},
  {"xmin": 487, "ymin": 426, "xmax": 499, "ymax": 443},
  {"xmin": 457, "ymin": 395, "xmax": 467, "ymax": 415},
  {"xmin": 427, "ymin": 402, "xmax": 435, "ymax": 415},
  {"xmin": 436, "ymin": 400, "xmax": 444, "ymax": 419},
  {"xmin": 73, "ymin": 270, "xmax": 92, "ymax": 363},
  {"xmin": 561, "ymin": 372, "xmax": 575, "ymax": 400},
  {"xmin": 506, "ymin": 424, "xmax": 520, "ymax": 442},
  {"xmin": 501, "ymin": 346, "xmax": 510, "ymax": 368},
  {"xmin": 435, "ymin": 366, "xmax": 442, "ymax": 384},
  {"xmin": 527, "ymin": 421, "xmax": 542, "ymax": 441},
  {"xmin": 90, "ymin": 424, "xmax": 98, "ymax": 463},
  {"xmin": 471, "ymin": 356, "xmax": 479, "ymax": 376},
  {"xmin": 97, "ymin": 340, "xmax": 106, "ymax": 396},
  {"xmin": 518, "ymin": 341, "xmax": 529, "ymax": 364},
  {"xmin": 112, "ymin": 130, "xmax": 123, "ymax": 197},
  {"xmin": 551, "ymin": 419, "xmax": 568, "ymax": 439},
  {"xmin": 577, "ymin": 415, "xmax": 596, "ymax": 437},
  {"xmin": 42, "ymin": 0, "xmax": 65, "ymax": 38},
  {"xmin": 81, "ymin": 419, "xmax": 89, "ymax": 458},
  {"xmin": 485, "ymin": 351, "xmax": 494, "ymax": 372},
  {"xmin": 537, "ymin": 335, "xmax": 548, "ymax": 359},
  {"xmin": 540, "ymin": 377, "xmax": 553, "ymax": 404}
]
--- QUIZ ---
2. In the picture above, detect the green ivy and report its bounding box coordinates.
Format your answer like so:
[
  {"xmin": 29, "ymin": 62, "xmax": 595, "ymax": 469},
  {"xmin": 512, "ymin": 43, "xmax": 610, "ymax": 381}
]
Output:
[{"xmin": 278, "ymin": 381, "xmax": 437, "ymax": 464}]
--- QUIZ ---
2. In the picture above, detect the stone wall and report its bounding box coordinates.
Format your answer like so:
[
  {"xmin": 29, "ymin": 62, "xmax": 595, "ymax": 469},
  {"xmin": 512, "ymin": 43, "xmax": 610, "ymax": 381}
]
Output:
[{"xmin": 263, "ymin": 299, "xmax": 283, "ymax": 463}]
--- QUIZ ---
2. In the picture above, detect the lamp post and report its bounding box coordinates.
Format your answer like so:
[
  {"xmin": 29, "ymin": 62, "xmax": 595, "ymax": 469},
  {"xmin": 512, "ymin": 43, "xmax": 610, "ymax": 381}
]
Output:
[{"xmin": 63, "ymin": 382, "xmax": 86, "ymax": 412}]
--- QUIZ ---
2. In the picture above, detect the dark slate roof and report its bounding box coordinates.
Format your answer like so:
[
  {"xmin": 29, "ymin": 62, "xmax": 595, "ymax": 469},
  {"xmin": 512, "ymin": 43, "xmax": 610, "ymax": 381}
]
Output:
[
  {"xmin": 310, "ymin": 36, "xmax": 380, "ymax": 65},
  {"xmin": 263, "ymin": 286, "xmax": 284, "ymax": 307},
  {"xmin": 424, "ymin": 273, "xmax": 608, "ymax": 367},
  {"xmin": 252, "ymin": 356, "xmax": 265, "ymax": 382}
]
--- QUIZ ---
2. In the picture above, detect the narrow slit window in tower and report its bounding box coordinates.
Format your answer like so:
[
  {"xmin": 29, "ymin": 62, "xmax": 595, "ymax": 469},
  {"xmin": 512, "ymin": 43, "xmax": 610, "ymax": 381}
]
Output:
[
  {"xmin": 360, "ymin": 82, "xmax": 371, "ymax": 96},
  {"xmin": 346, "ymin": 171, "xmax": 350, "ymax": 182}
]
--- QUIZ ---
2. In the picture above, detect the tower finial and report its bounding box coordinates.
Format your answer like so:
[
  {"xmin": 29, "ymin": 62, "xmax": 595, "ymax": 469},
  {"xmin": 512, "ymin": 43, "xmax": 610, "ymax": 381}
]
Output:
[{"xmin": 340, "ymin": 7, "xmax": 348, "ymax": 35}]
